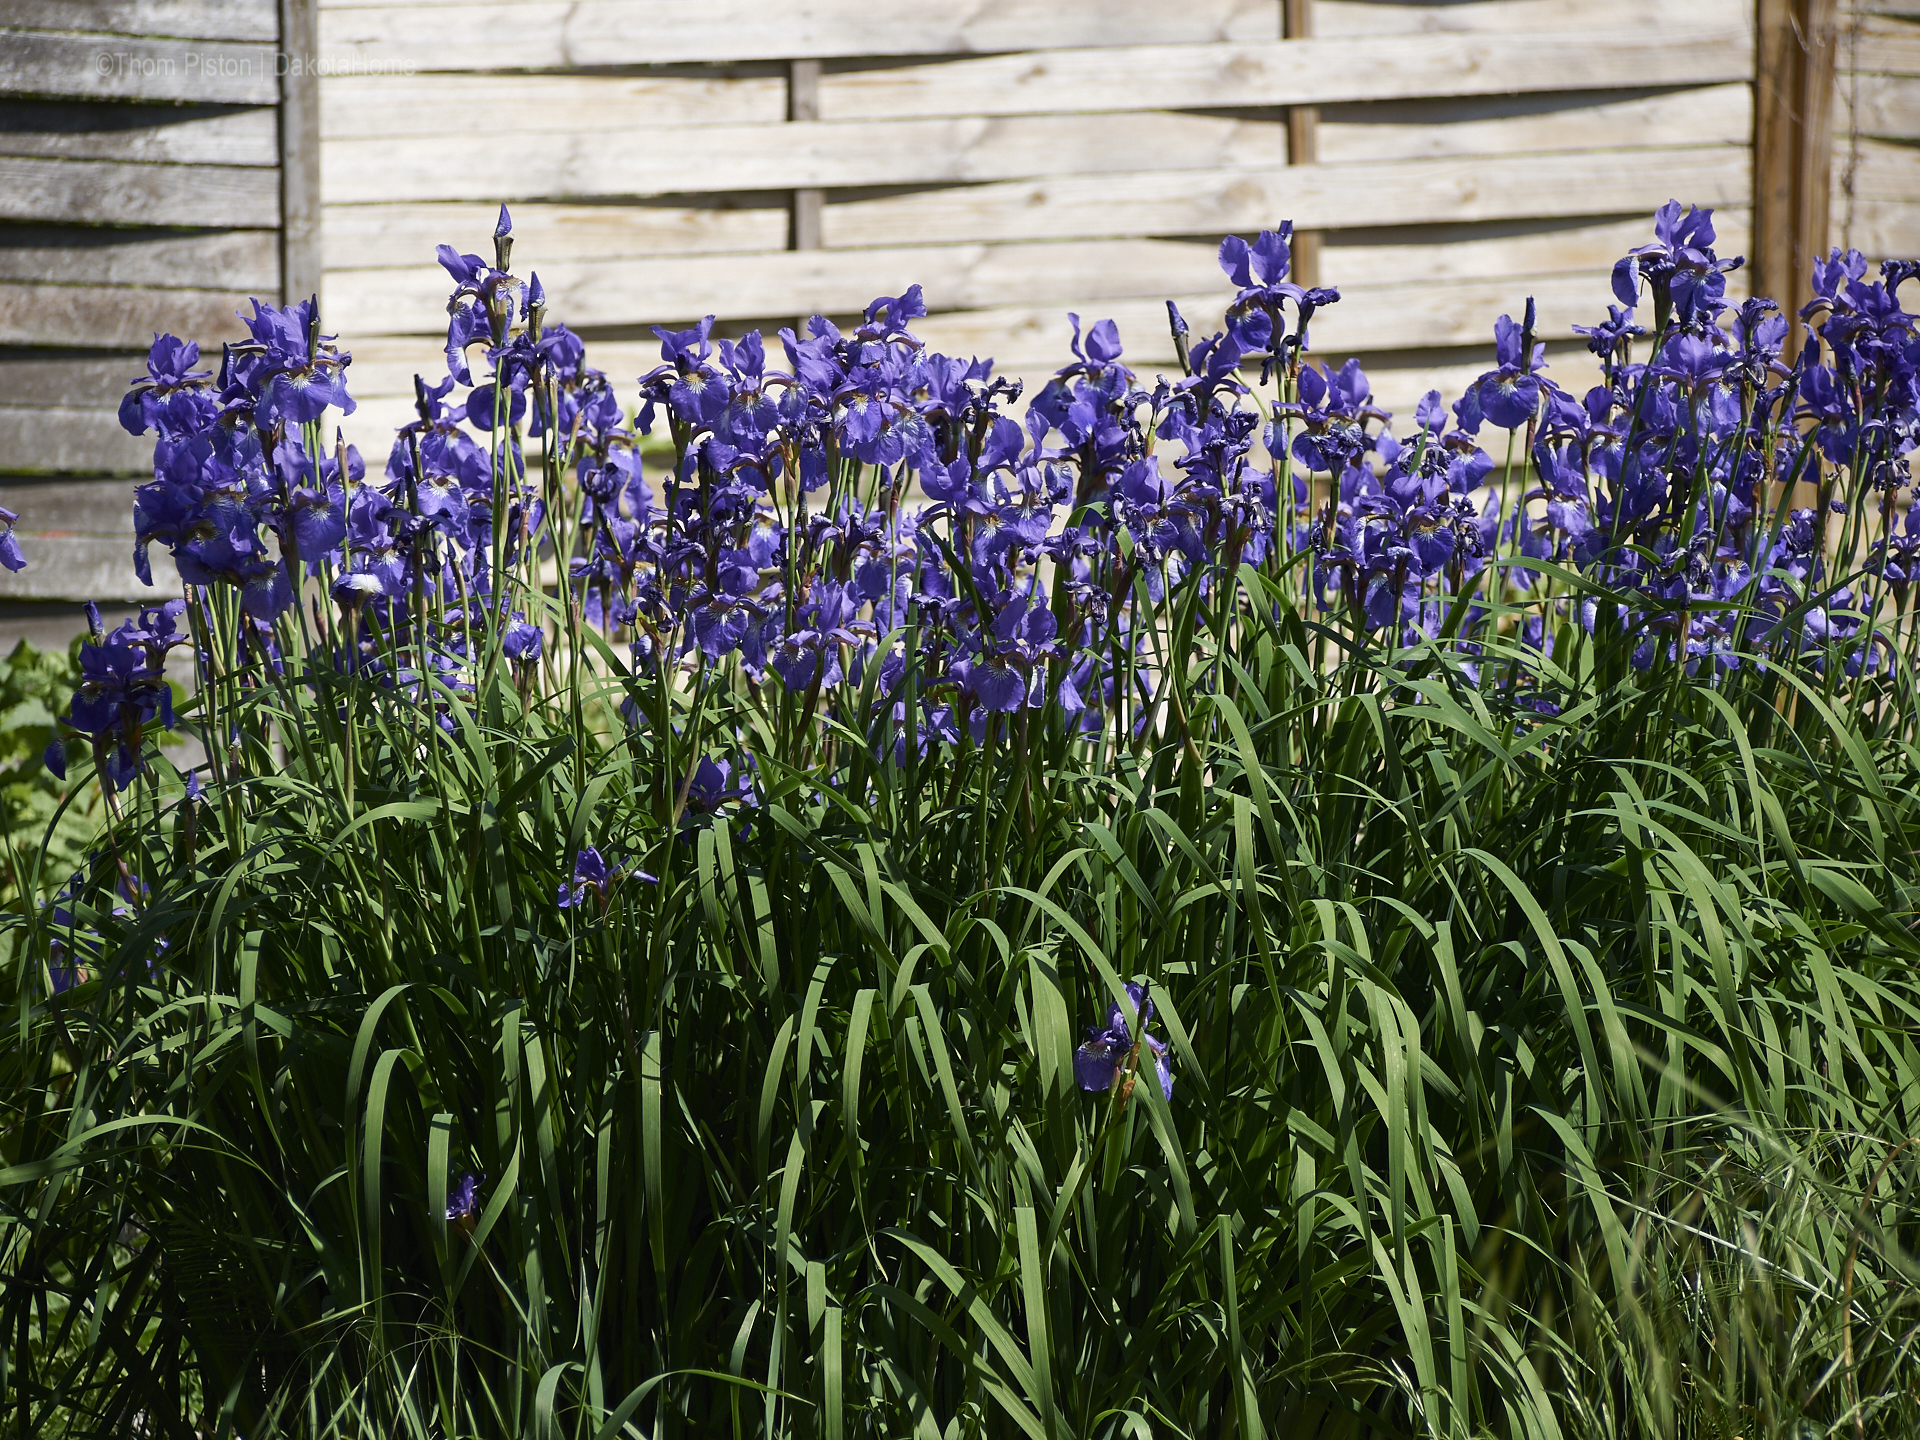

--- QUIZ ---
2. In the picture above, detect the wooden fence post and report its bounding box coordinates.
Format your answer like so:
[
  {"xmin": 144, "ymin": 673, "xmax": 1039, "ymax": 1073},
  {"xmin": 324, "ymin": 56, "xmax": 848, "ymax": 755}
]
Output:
[
  {"xmin": 280, "ymin": 0, "xmax": 323, "ymax": 305},
  {"xmin": 790, "ymin": 60, "xmax": 824, "ymax": 253},
  {"xmin": 1283, "ymin": 0, "xmax": 1320, "ymax": 287},
  {"xmin": 1754, "ymin": 0, "xmax": 1840, "ymax": 327}
]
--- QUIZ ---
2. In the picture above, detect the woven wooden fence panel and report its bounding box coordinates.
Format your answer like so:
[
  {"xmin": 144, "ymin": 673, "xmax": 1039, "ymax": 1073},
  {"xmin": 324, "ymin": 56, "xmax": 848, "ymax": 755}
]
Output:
[
  {"xmin": 0, "ymin": 0, "xmax": 294, "ymax": 603},
  {"xmin": 10, "ymin": 0, "xmax": 1915, "ymax": 616},
  {"xmin": 1833, "ymin": 0, "xmax": 1920, "ymax": 265},
  {"xmin": 318, "ymin": 0, "xmax": 1760, "ymax": 443}
]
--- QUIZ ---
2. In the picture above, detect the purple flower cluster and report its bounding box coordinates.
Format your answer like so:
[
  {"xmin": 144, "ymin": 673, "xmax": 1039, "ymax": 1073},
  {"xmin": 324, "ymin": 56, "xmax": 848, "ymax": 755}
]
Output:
[
  {"xmin": 81, "ymin": 201, "xmax": 1917, "ymax": 800},
  {"xmin": 45, "ymin": 602, "xmax": 186, "ymax": 791}
]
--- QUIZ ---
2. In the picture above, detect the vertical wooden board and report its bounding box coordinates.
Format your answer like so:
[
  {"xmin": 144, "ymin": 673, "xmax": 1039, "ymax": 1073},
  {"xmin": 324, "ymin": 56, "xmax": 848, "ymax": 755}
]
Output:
[{"xmin": 282, "ymin": 0, "xmax": 322, "ymax": 302}]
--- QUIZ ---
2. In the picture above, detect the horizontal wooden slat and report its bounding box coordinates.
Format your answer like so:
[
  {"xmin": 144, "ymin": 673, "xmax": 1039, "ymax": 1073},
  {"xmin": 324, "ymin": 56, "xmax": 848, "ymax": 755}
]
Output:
[
  {"xmin": 1836, "ymin": 71, "xmax": 1920, "ymax": 140},
  {"xmin": 320, "ymin": 71, "xmax": 788, "ymax": 139},
  {"xmin": 0, "ymin": 354, "xmax": 150, "ymax": 410},
  {"xmin": 322, "ymin": 111, "xmax": 1289, "ymax": 205},
  {"xmin": 325, "ymin": 209, "xmax": 1745, "ymax": 343},
  {"xmin": 1314, "ymin": 0, "xmax": 1745, "ymax": 35},
  {"xmin": 2, "ymin": 0, "xmax": 275, "ymax": 41},
  {"xmin": 815, "ymin": 146, "xmax": 1749, "ymax": 249},
  {"xmin": 1844, "ymin": 137, "xmax": 1920, "ymax": 202},
  {"xmin": 1836, "ymin": 198, "xmax": 1920, "ymax": 258},
  {"xmin": 335, "ymin": 213, "xmax": 1752, "ymax": 397},
  {"xmin": 324, "ymin": 200, "xmax": 788, "ymax": 272},
  {"xmin": 0, "ymin": 533, "xmax": 181, "ymax": 602},
  {"xmin": 316, "ymin": 0, "xmax": 1283, "ymax": 66},
  {"xmin": 1318, "ymin": 83, "xmax": 1750, "ymax": 166},
  {"xmin": 0, "ymin": 101, "xmax": 277, "ymax": 165},
  {"xmin": 327, "ymin": 238, "xmax": 1226, "ymax": 338},
  {"xmin": 1851, "ymin": 15, "xmax": 1920, "ymax": 75},
  {"xmin": 0, "ymin": 31, "xmax": 279, "ymax": 104},
  {"xmin": 0, "ymin": 407, "xmax": 153, "ymax": 474},
  {"xmin": 815, "ymin": 25, "xmax": 1753, "ymax": 122},
  {"xmin": 0, "ymin": 155, "xmax": 279, "ymax": 227},
  {"xmin": 342, "ymin": 336, "xmax": 658, "ymax": 398},
  {"xmin": 0, "ymin": 227, "xmax": 280, "ymax": 290},
  {"xmin": 893, "ymin": 272, "xmax": 1645, "ymax": 375},
  {"xmin": 322, "ymin": 82, "xmax": 1755, "ymax": 207},
  {"xmin": 1321, "ymin": 212, "xmax": 1753, "ymax": 289},
  {"xmin": 0, "ymin": 282, "xmax": 257, "ymax": 348}
]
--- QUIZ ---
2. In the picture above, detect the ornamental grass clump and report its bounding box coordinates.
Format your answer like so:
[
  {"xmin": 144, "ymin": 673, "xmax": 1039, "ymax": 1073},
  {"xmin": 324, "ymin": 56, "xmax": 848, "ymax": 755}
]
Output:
[{"xmin": 2, "ymin": 203, "xmax": 1918, "ymax": 1439}]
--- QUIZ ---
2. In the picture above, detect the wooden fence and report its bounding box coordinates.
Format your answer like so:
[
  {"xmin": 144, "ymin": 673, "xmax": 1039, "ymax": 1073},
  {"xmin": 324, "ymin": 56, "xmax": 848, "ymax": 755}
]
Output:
[{"xmin": 0, "ymin": 0, "xmax": 1913, "ymax": 619}]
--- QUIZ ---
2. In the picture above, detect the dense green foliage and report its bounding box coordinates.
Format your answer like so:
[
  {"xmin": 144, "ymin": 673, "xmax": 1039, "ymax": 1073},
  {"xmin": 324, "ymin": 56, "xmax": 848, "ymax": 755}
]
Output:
[
  {"xmin": 2, "ymin": 579, "xmax": 1917, "ymax": 1439},
  {"xmin": 0, "ymin": 638, "xmax": 108, "ymax": 905},
  {"xmin": 5, "ymin": 203, "xmax": 1920, "ymax": 1437}
]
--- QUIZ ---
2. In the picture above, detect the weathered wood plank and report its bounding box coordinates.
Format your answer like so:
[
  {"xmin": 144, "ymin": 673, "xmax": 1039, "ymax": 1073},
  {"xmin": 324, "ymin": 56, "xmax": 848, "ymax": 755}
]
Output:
[
  {"xmin": 1835, "ymin": 196, "xmax": 1920, "ymax": 255},
  {"xmin": 316, "ymin": 0, "xmax": 1282, "ymax": 66},
  {"xmin": 1322, "ymin": 211, "xmax": 1753, "ymax": 289},
  {"xmin": 1850, "ymin": 14, "xmax": 1920, "ymax": 73},
  {"xmin": 814, "ymin": 146, "xmax": 1749, "ymax": 249},
  {"xmin": 319, "ymin": 70, "xmax": 788, "ymax": 139},
  {"xmin": 0, "ymin": 408, "xmax": 152, "ymax": 475},
  {"xmin": 0, "ymin": 282, "xmax": 258, "ymax": 348},
  {"xmin": 321, "ymin": 110, "xmax": 1290, "ymax": 205},
  {"xmin": 0, "ymin": 531, "xmax": 180, "ymax": 602},
  {"xmin": 324, "ymin": 213, "xmax": 1734, "ymax": 342},
  {"xmin": 333, "ymin": 213, "xmax": 1756, "ymax": 400},
  {"xmin": 0, "ymin": 32, "xmax": 280, "ymax": 104},
  {"xmin": 325, "ymin": 238, "xmax": 1229, "ymax": 338},
  {"xmin": 1, "ymin": 0, "xmax": 275, "ymax": 41},
  {"xmin": 323, "ymin": 102, "xmax": 1757, "ymax": 211},
  {"xmin": 342, "ymin": 335, "xmax": 658, "ymax": 400},
  {"xmin": 0, "ymin": 155, "xmax": 280, "ymax": 227},
  {"xmin": 282, "ymin": 0, "xmax": 321, "ymax": 303},
  {"xmin": 0, "ymin": 227, "xmax": 280, "ymax": 290},
  {"xmin": 1315, "ymin": 0, "xmax": 1746, "ymax": 35},
  {"xmin": 865, "ymin": 271, "xmax": 1641, "ymax": 372},
  {"xmin": 0, "ymin": 477, "xmax": 136, "ymax": 535},
  {"xmin": 1317, "ymin": 82, "xmax": 1751, "ymax": 165},
  {"xmin": 815, "ymin": 26, "xmax": 1753, "ymax": 122},
  {"xmin": 0, "ymin": 353, "xmax": 150, "ymax": 410},
  {"xmin": 322, "ymin": 200, "xmax": 789, "ymax": 272},
  {"xmin": 1837, "ymin": 71, "xmax": 1920, "ymax": 138},
  {"xmin": 0, "ymin": 101, "xmax": 277, "ymax": 165},
  {"xmin": 1841, "ymin": 135, "xmax": 1920, "ymax": 201}
]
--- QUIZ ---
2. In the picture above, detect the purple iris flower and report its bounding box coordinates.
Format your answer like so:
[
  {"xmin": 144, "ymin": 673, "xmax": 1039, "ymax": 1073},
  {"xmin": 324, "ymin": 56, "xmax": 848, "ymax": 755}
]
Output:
[
  {"xmin": 557, "ymin": 845, "xmax": 656, "ymax": 908},
  {"xmin": 1470, "ymin": 303, "xmax": 1547, "ymax": 430},
  {"xmin": 446, "ymin": 1172, "xmax": 481, "ymax": 1221},
  {"xmin": 503, "ymin": 618, "xmax": 543, "ymax": 664},
  {"xmin": 684, "ymin": 756, "xmax": 752, "ymax": 814},
  {"xmin": 1611, "ymin": 200, "xmax": 1740, "ymax": 326},
  {"xmin": 0, "ymin": 505, "xmax": 25, "ymax": 573},
  {"xmin": 119, "ymin": 335, "xmax": 215, "ymax": 437},
  {"xmin": 1074, "ymin": 981, "xmax": 1172, "ymax": 1100},
  {"xmin": 236, "ymin": 297, "xmax": 356, "ymax": 426}
]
